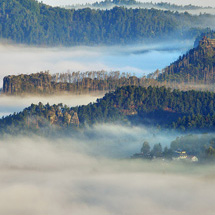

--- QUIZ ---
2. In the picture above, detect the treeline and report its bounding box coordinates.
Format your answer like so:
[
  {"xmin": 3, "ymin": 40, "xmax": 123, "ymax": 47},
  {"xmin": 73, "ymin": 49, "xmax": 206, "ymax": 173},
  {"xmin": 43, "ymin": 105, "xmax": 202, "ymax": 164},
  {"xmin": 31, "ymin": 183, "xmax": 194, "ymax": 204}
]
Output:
[
  {"xmin": 0, "ymin": 99, "xmax": 122, "ymax": 135},
  {"xmin": 3, "ymin": 86, "xmax": 215, "ymax": 134},
  {"xmin": 0, "ymin": 0, "xmax": 212, "ymax": 46},
  {"xmin": 79, "ymin": 85, "xmax": 215, "ymax": 130},
  {"xmin": 194, "ymin": 29, "xmax": 215, "ymax": 47},
  {"xmin": 5, "ymin": 70, "xmax": 215, "ymax": 95},
  {"xmin": 173, "ymin": 114, "xmax": 215, "ymax": 131},
  {"xmin": 100, "ymin": 85, "xmax": 215, "ymax": 116},
  {"xmin": 0, "ymin": 102, "xmax": 80, "ymax": 135},
  {"xmin": 136, "ymin": 134, "xmax": 215, "ymax": 161},
  {"xmin": 3, "ymin": 71, "xmax": 148, "ymax": 95},
  {"xmin": 157, "ymin": 36, "xmax": 215, "ymax": 84},
  {"xmin": 91, "ymin": 0, "xmax": 205, "ymax": 10},
  {"xmin": 51, "ymin": 71, "xmax": 128, "ymax": 83}
]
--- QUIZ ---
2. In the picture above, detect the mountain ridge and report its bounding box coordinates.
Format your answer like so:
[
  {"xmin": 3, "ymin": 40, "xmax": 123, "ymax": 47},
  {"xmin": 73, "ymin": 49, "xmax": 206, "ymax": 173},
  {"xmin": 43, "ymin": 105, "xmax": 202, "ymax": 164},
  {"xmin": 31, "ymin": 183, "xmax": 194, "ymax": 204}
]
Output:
[
  {"xmin": 156, "ymin": 36, "xmax": 215, "ymax": 83},
  {"xmin": 64, "ymin": 0, "xmax": 212, "ymax": 11},
  {"xmin": 2, "ymin": 86, "xmax": 215, "ymax": 134},
  {"xmin": 0, "ymin": 0, "xmax": 213, "ymax": 46}
]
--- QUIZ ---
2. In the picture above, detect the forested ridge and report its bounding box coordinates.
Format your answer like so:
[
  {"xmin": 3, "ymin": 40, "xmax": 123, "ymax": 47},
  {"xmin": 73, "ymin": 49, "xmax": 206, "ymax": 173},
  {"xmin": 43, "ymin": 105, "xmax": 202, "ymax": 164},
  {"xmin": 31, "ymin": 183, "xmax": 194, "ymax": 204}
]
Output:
[
  {"xmin": 91, "ymin": 0, "xmax": 207, "ymax": 10},
  {"xmin": 0, "ymin": 0, "xmax": 213, "ymax": 46},
  {"xmin": 67, "ymin": 0, "xmax": 211, "ymax": 11},
  {"xmin": 2, "ymin": 86, "xmax": 215, "ymax": 134},
  {"xmin": 3, "ymin": 71, "xmax": 148, "ymax": 95},
  {"xmin": 5, "ymin": 70, "xmax": 215, "ymax": 95},
  {"xmin": 157, "ymin": 36, "xmax": 215, "ymax": 84}
]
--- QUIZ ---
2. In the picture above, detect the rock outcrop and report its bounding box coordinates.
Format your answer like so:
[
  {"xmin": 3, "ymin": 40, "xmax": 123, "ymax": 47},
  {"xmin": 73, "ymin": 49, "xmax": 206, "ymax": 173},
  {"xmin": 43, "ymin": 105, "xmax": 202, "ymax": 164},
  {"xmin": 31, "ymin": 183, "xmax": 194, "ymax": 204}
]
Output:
[
  {"xmin": 21, "ymin": 103, "xmax": 80, "ymax": 130},
  {"xmin": 2, "ymin": 71, "xmax": 145, "ymax": 95},
  {"xmin": 3, "ymin": 72, "xmax": 53, "ymax": 94},
  {"xmin": 157, "ymin": 36, "xmax": 215, "ymax": 84}
]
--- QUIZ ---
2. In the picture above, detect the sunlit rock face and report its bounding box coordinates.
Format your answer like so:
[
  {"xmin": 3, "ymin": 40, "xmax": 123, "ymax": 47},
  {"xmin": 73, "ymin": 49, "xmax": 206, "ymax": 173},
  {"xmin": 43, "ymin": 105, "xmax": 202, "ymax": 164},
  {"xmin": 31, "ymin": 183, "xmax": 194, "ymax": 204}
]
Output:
[{"xmin": 3, "ymin": 72, "xmax": 53, "ymax": 95}]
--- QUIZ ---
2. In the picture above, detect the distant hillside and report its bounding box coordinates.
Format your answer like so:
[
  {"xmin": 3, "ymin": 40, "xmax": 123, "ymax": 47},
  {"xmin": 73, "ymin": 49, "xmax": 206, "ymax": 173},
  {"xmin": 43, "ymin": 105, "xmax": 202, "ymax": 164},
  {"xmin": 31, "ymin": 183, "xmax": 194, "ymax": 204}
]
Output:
[
  {"xmin": 2, "ymin": 71, "xmax": 150, "ymax": 95},
  {"xmin": 157, "ymin": 36, "xmax": 215, "ymax": 84},
  {"xmin": 2, "ymin": 86, "xmax": 215, "ymax": 134},
  {"xmin": 65, "ymin": 0, "xmax": 209, "ymax": 11},
  {"xmin": 0, "ymin": 0, "xmax": 213, "ymax": 46}
]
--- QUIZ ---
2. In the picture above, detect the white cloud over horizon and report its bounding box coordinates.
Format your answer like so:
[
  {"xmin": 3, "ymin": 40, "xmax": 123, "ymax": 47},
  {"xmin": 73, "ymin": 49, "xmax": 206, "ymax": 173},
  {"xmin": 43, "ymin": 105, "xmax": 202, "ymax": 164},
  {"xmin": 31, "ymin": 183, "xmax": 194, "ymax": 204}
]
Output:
[
  {"xmin": 42, "ymin": 0, "xmax": 215, "ymax": 7},
  {"xmin": 0, "ymin": 41, "xmax": 187, "ymax": 88}
]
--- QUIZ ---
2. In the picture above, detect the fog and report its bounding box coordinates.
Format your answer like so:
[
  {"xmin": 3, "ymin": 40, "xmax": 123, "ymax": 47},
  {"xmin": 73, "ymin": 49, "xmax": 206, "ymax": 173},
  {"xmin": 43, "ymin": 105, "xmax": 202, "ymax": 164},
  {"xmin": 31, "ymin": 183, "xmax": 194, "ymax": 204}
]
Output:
[
  {"xmin": 0, "ymin": 40, "xmax": 192, "ymax": 88},
  {"xmin": 69, "ymin": 124, "xmax": 178, "ymax": 157},
  {"xmin": 58, "ymin": 0, "xmax": 215, "ymax": 15},
  {"xmin": 0, "ymin": 79, "xmax": 215, "ymax": 214},
  {"xmin": 2, "ymin": 1, "xmax": 215, "ymax": 214},
  {"xmin": 0, "ymin": 132, "xmax": 215, "ymax": 215},
  {"xmin": 180, "ymin": 8, "xmax": 215, "ymax": 15}
]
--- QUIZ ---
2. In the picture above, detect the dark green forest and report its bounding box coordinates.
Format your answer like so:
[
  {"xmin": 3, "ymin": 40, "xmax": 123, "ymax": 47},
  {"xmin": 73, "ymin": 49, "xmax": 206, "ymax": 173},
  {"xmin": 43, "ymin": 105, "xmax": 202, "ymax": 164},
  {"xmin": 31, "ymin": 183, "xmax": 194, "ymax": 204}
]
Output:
[
  {"xmin": 2, "ymin": 86, "xmax": 215, "ymax": 134},
  {"xmin": 0, "ymin": 0, "xmax": 213, "ymax": 45}
]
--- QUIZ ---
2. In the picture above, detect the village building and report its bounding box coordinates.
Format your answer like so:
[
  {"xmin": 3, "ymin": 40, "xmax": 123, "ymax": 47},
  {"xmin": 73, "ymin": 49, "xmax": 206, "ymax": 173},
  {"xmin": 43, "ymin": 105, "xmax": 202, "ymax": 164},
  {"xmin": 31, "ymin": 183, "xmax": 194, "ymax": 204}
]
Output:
[{"xmin": 173, "ymin": 150, "xmax": 198, "ymax": 162}]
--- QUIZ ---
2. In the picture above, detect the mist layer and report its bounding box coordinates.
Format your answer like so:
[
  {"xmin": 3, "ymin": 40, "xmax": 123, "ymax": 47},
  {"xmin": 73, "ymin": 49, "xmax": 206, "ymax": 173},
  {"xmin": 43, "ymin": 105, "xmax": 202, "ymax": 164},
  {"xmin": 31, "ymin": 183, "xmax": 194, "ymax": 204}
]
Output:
[
  {"xmin": 0, "ymin": 41, "xmax": 191, "ymax": 87},
  {"xmin": 0, "ymin": 135, "xmax": 215, "ymax": 215}
]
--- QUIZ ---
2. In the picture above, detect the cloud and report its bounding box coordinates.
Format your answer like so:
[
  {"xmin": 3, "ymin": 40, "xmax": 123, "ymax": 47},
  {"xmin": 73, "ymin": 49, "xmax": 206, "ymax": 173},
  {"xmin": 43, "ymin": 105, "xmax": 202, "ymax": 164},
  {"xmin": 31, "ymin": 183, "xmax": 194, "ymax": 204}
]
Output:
[{"xmin": 0, "ymin": 41, "xmax": 191, "ymax": 88}]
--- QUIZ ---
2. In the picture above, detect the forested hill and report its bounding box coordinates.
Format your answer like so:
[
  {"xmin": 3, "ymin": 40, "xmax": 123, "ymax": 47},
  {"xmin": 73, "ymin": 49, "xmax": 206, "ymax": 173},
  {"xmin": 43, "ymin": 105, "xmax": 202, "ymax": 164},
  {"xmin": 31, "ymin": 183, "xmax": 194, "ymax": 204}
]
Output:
[
  {"xmin": 3, "ymin": 71, "xmax": 150, "ymax": 95},
  {"xmin": 67, "ymin": 0, "xmax": 210, "ymax": 11},
  {"xmin": 92, "ymin": 0, "xmax": 206, "ymax": 10},
  {"xmin": 157, "ymin": 36, "xmax": 215, "ymax": 83},
  {"xmin": 2, "ymin": 86, "xmax": 215, "ymax": 134},
  {"xmin": 5, "ymin": 70, "xmax": 214, "ymax": 96},
  {"xmin": 0, "ymin": 0, "xmax": 213, "ymax": 46}
]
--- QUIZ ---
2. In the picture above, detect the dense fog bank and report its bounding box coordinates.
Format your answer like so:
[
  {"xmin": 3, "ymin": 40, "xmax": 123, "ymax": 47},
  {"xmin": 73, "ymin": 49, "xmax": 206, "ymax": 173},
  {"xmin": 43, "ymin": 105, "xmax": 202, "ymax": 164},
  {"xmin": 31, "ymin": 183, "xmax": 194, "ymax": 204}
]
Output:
[
  {"xmin": 0, "ymin": 134, "xmax": 215, "ymax": 215},
  {"xmin": 0, "ymin": 41, "xmax": 192, "ymax": 87}
]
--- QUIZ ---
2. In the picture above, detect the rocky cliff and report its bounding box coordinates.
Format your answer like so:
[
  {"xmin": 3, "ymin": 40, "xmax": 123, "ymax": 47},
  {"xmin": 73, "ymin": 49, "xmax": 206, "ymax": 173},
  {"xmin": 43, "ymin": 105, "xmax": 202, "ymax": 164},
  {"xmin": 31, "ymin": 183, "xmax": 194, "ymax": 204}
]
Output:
[
  {"xmin": 157, "ymin": 37, "xmax": 215, "ymax": 83},
  {"xmin": 0, "ymin": 102, "xmax": 80, "ymax": 134},
  {"xmin": 3, "ymin": 72, "xmax": 53, "ymax": 94},
  {"xmin": 2, "ymin": 71, "xmax": 145, "ymax": 95},
  {"xmin": 45, "ymin": 106, "xmax": 79, "ymax": 127}
]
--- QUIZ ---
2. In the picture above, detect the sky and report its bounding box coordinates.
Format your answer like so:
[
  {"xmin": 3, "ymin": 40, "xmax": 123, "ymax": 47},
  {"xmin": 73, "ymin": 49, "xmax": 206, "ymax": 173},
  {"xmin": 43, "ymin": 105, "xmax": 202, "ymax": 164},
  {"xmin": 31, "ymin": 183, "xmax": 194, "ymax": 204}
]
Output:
[{"xmin": 41, "ymin": 0, "xmax": 215, "ymax": 7}]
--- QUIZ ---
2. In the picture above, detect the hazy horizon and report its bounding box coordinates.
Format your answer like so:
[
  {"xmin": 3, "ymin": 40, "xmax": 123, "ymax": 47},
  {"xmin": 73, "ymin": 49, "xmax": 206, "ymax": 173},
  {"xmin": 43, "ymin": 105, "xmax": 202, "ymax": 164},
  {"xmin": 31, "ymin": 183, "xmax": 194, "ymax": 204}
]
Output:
[
  {"xmin": 42, "ymin": 0, "xmax": 215, "ymax": 7},
  {"xmin": 0, "ymin": 40, "xmax": 191, "ymax": 88}
]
